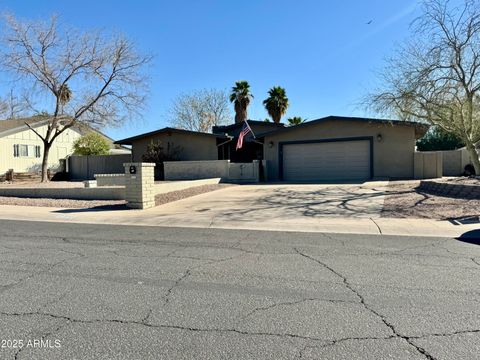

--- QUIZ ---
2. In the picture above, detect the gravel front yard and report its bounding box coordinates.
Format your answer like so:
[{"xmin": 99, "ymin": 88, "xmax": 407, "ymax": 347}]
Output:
[
  {"xmin": 155, "ymin": 184, "xmax": 232, "ymax": 206},
  {"xmin": 381, "ymin": 180, "xmax": 480, "ymax": 220},
  {"xmin": 0, "ymin": 196, "xmax": 126, "ymax": 209},
  {"xmin": 0, "ymin": 183, "xmax": 232, "ymax": 209}
]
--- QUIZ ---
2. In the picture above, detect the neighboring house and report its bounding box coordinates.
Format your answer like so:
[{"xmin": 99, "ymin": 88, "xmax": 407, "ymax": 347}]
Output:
[
  {"xmin": 0, "ymin": 116, "xmax": 125, "ymax": 175},
  {"xmin": 115, "ymin": 127, "xmax": 223, "ymax": 162}
]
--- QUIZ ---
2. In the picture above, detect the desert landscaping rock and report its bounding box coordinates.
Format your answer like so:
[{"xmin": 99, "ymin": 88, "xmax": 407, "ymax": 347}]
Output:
[
  {"xmin": 0, "ymin": 196, "xmax": 126, "ymax": 209},
  {"xmin": 382, "ymin": 180, "xmax": 480, "ymax": 219},
  {"xmin": 155, "ymin": 184, "xmax": 232, "ymax": 206}
]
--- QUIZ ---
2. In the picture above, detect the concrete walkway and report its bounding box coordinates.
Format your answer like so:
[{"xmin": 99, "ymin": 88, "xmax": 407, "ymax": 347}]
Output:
[{"xmin": 0, "ymin": 184, "xmax": 478, "ymax": 238}]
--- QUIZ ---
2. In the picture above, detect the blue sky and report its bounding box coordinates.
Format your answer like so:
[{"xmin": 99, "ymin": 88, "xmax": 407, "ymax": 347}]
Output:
[{"xmin": 0, "ymin": 0, "xmax": 427, "ymax": 140}]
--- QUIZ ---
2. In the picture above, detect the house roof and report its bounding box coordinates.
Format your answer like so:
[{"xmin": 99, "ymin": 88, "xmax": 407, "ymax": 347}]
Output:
[
  {"xmin": 114, "ymin": 127, "xmax": 225, "ymax": 145},
  {"xmin": 257, "ymin": 115, "xmax": 430, "ymax": 139},
  {"xmin": 0, "ymin": 115, "xmax": 50, "ymax": 135},
  {"xmin": 0, "ymin": 115, "xmax": 123, "ymax": 149},
  {"xmin": 212, "ymin": 120, "xmax": 285, "ymax": 134}
]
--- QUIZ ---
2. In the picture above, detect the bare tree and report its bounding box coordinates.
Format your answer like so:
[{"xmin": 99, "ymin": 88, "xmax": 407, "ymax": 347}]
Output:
[
  {"xmin": 365, "ymin": 0, "xmax": 480, "ymax": 174},
  {"xmin": 170, "ymin": 89, "xmax": 232, "ymax": 132},
  {"xmin": 0, "ymin": 14, "xmax": 151, "ymax": 181},
  {"xmin": 0, "ymin": 89, "xmax": 30, "ymax": 119}
]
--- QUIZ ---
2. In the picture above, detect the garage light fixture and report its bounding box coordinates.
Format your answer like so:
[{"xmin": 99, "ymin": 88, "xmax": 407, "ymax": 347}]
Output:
[
  {"xmin": 268, "ymin": 141, "xmax": 274, "ymax": 148},
  {"xmin": 376, "ymin": 133, "xmax": 383, "ymax": 142}
]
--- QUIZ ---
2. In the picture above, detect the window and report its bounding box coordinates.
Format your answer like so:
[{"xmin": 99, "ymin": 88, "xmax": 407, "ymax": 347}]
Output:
[
  {"xmin": 13, "ymin": 144, "xmax": 41, "ymax": 158},
  {"xmin": 19, "ymin": 145, "xmax": 28, "ymax": 157}
]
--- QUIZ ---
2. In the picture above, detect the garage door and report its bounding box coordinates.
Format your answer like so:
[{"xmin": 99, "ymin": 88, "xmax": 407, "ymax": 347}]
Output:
[{"xmin": 282, "ymin": 140, "xmax": 371, "ymax": 182}]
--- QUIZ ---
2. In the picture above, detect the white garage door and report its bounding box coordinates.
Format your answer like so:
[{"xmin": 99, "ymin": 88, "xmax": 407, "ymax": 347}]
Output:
[{"xmin": 282, "ymin": 140, "xmax": 371, "ymax": 182}]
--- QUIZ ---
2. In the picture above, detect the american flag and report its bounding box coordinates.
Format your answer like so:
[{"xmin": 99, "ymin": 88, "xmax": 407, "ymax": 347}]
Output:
[{"xmin": 236, "ymin": 120, "xmax": 253, "ymax": 150}]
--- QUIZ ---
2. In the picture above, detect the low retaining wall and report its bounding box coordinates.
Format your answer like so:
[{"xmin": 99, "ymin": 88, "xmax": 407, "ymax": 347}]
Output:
[
  {"xmin": 164, "ymin": 160, "xmax": 229, "ymax": 180},
  {"xmin": 95, "ymin": 173, "xmax": 125, "ymax": 186},
  {"xmin": 419, "ymin": 180, "xmax": 480, "ymax": 200},
  {"xmin": 164, "ymin": 160, "xmax": 260, "ymax": 183},
  {"xmin": 154, "ymin": 178, "xmax": 221, "ymax": 195},
  {"xmin": 0, "ymin": 187, "xmax": 125, "ymax": 200}
]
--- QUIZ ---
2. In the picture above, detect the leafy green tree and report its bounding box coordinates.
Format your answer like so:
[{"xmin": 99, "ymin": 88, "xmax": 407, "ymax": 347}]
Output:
[
  {"xmin": 416, "ymin": 126, "xmax": 465, "ymax": 151},
  {"xmin": 263, "ymin": 86, "xmax": 289, "ymax": 123},
  {"xmin": 229, "ymin": 81, "xmax": 253, "ymax": 123},
  {"xmin": 73, "ymin": 132, "xmax": 110, "ymax": 156},
  {"xmin": 287, "ymin": 116, "xmax": 306, "ymax": 126}
]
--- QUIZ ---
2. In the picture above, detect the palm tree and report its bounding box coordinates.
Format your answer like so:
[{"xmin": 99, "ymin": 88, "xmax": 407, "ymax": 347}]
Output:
[
  {"xmin": 287, "ymin": 116, "xmax": 306, "ymax": 126},
  {"xmin": 263, "ymin": 86, "xmax": 288, "ymax": 123},
  {"xmin": 229, "ymin": 81, "xmax": 253, "ymax": 123},
  {"xmin": 58, "ymin": 83, "xmax": 72, "ymax": 113}
]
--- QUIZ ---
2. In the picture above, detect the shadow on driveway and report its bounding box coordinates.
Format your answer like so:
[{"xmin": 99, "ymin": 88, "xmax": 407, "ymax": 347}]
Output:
[{"xmin": 217, "ymin": 186, "xmax": 388, "ymax": 220}]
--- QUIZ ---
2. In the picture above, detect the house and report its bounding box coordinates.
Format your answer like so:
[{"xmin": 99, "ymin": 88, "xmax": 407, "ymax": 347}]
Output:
[
  {"xmin": 0, "ymin": 115, "xmax": 124, "ymax": 175},
  {"xmin": 114, "ymin": 116, "xmax": 429, "ymax": 182},
  {"xmin": 115, "ymin": 127, "xmax": 224, "ymax": 162},
  {"xmin": 260, "ymin": 116, "xmax": 429, "ymax": 182}
]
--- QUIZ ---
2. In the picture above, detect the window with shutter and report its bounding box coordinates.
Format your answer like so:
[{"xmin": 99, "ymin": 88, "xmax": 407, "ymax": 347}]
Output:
[{"xmin": 35, "ymin": 146, "xmax": 41, "ymax": 158}]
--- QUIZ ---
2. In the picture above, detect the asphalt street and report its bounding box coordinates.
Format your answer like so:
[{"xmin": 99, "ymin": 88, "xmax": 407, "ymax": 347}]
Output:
[{"xmin": 0, "ymin": 219, "xmax": 479, "ymax": 359}]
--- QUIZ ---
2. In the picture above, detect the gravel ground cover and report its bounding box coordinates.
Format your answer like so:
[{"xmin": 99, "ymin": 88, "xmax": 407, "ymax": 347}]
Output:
[
  {"xmin": 155, "ymin": 184, "xmax": 232, "ymax": 206},
  {"xmin": 0, "ymin": 196, "xmax": 126, "ymax": 208},
  {"xmin": 381, "ymin": 180, "xmax": 480, "ymax": 220},
  {"xmin": 434, "ymin": 176, "xmax": 480, "ymax": 185},
  {"xmin": 0, "ymin": 183, "xmax": 232, "ymax": 208}
]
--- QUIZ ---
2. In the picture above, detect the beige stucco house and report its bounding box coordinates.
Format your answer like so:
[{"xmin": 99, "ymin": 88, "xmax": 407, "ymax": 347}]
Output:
[
  {"xmin": 114, "ymin": 116, "xmax": 429, "ymax": 182},
  {"xmin": 115, "ymin": 127, "xmax": 221, "ymax": 162},
  {"xmin": 260, "ymin": 116, "xmax": 429, "ymax": 181}
]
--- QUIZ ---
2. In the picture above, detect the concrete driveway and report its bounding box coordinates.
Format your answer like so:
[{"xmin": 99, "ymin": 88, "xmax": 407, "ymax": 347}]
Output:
[{"xmin": 151, "ymin": 181, "xmax": 388, "ymax": 224}]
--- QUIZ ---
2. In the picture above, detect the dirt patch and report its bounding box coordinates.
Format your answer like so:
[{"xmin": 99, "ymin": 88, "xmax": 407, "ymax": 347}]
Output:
[
  {"xmin": 0, "ymin": 196, "xmax": 126, "ymax": 209},
  {"xmin": 155, "ymin": 184, "xmax": 232, "ymax": 206},
  {"xmin": 382, "ymin": 180, "xmax": 480, "ymax": 220}
]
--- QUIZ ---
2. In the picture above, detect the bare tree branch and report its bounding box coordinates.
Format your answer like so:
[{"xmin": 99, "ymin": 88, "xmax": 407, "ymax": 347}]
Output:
[{"xmin": 169, "ymin": 89, "xmax": 232, "ymax": 132}]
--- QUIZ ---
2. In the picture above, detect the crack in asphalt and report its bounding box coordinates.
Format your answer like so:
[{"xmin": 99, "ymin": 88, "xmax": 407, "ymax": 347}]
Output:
[
  {"xmin": 238, "ymin": 297, "xmax": 359, "ymax": 325},
  {"xmin": 3, "ymin": 309, "xmax": 477, "ymax": 360},
  {"xmin": 0, "ymin": 310, "xmax": 396, "ymax": 344},
  {"xmin": 163, "ymin": 253, "xmax": 249, "ymax": 304},
  {"xmin": 0, "ymin": 257, "xmax": 72, "ymax": 296},
  {"xmin": 164, "ymin": 269, "xmax": 192, "ymax": 304},
  {"xmin": 293, "ymin": 248, "xmax": 437, "ymax": 360},
  {"xmin": 409, "ymin": 328, "xmax": 480, "ymax": 339}
]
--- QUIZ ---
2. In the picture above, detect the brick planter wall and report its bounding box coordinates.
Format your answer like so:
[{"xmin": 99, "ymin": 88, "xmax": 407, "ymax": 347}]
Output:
[{"xmin": 419, "ymin": 180, "xmax": 480, "ymax": 200}]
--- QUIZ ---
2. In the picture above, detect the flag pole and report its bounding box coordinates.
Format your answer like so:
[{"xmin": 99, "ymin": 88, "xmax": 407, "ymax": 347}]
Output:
[{"xmin": 244, "ymin": 119, "xmax": 256, "ymax": 139}]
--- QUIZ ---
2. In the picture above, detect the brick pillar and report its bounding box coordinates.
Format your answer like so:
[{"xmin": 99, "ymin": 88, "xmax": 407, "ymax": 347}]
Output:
[{"xmin": 123, "ymin": 162, "xmax": 156, "ymax": 209}]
